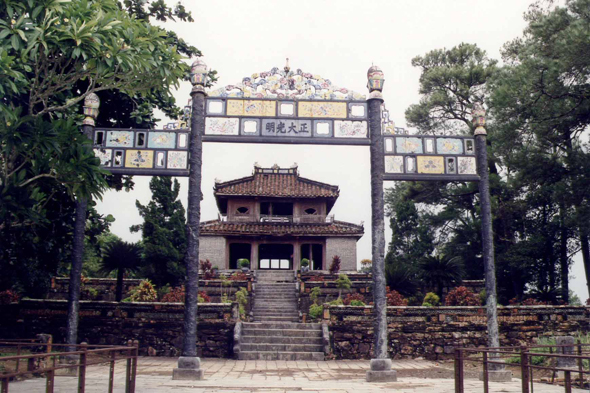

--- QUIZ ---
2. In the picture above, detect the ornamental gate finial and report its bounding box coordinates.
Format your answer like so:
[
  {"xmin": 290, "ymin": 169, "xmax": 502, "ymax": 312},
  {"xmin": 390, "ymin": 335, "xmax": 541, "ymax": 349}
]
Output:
[{"xmin": 82, "ymin": 93, "xmax": 100, "ymax": 126}]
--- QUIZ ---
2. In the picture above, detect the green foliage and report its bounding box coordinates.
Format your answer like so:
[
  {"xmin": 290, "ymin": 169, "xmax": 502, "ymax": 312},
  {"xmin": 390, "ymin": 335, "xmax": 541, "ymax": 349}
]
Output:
[
  {"xmin": 235, "ymin": 287, "xmax": 248, "ymax": 318},
  {"xmin": 335, "ymin": 273, "xmax": 351, "ymax": 298},
  {"xmin": 128, "ymin": 280, "xmax": 157, "ymax": 302},
  {"xmin": 422, "ymin": 292, "xmax": 441, "ymax": 307},
  {"xmin": 237, "ymin": 259, "xmax": 250, "ymax": 269},
  {"xmin": 349, "ymin": 300, "xmax": 365, "ymax": 306},
  {"xmin": 99, "ymin": 238, "xmax": 142, "ymax": 301},
  {"xmin": 419, "ymin": 256, "xmax": 463, "ymax": 298},
  {"xmin": 328, "ymin": 298, "xmax": 343, "ymax": 306},
  {"xmin": 308, "ymin": 303, "xmax": 323, "ymax": 320},
  {"xmin": 131, "ymin": 177, "xmax": 186, "ymax": 287},
  {"xmin": 300, "ymin": 258, "xmax": 309, "ymax": 267},
  {"xmin": 310, "ymin": 287, "xmax": 321, "ymax": 304},
  {"xmin": 479, "ymin": 290, "xmax": 487, "ymax": 306}
]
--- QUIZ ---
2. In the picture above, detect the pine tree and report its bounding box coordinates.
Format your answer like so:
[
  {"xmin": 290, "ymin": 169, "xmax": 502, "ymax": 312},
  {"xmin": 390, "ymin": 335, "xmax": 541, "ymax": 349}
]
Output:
[{"xmin": 131, "ymin": 177, "xmax": 187, "ymax": 287}]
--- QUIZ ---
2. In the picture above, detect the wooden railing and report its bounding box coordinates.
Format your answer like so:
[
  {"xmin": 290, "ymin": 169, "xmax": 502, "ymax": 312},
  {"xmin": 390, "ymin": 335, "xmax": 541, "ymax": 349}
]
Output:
[
  {"xmin": 454, "ymin": 343, "xmax": 590, "ymax": 393},
  {"xmin": 0, "ymin": 340, "xmax": 138, "ymax": 393}
]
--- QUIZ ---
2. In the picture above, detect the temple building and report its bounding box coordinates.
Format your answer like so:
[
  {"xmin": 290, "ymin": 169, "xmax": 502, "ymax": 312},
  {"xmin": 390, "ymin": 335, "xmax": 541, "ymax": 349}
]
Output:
[{"xmin": 199, "ymin": 164, "xmax": 364, "ymax": 271}]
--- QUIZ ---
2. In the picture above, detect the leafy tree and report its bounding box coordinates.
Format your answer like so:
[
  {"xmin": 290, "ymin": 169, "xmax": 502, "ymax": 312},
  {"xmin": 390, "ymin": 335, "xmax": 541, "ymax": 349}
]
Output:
[
  {"xmin": 99, "ymin": 239, "xmax": 142, "ymax": 301},
  {"xmin": 489, "ymin": 0, "xmax": 590, "ymax": 300},
  {"xmin": 0, "ymin": 0, "xmax": 199, "ymax": 297},
  {"xmin": 418, "ymin": 255, "xmax": 464, "ymax": 299},
  {"xmin": 131, "ymin": 177, "xmax": 187, "ymax": 287}
]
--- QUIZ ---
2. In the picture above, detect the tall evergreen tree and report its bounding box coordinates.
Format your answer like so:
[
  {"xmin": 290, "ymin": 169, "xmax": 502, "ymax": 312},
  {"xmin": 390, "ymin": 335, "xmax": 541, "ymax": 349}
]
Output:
[{"xmin": 131, "ymin": 177, "xmax": 186, "ymax": 287}]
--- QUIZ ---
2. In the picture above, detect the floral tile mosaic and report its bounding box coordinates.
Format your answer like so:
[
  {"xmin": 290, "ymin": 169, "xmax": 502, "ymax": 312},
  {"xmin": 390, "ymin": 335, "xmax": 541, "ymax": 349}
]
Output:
[
  {"xmin": 205, "ymin": 117, "xmax": 239, "ymax": 135},
  {"xmin": 385, "ymin": 156, "xmax": 404, "ymax": 173},
  {"xmin": 395, "ymin": 137, "xmax": 423, "ymax": 154},
  {"xmin": 105, "ymin": 131, "xmax": 133, "ymax": 147},
  {"xmin": 458, "ymin": 157, "xmax": 477, "ymax": 174},
  {"xmin": 417, "ymin": 156, "xmax": 445, "ymax": 174},
  {"xmin": 124, "ymin": 150, "xmax": 154, "ymax": 169},
  {"xmin": 436, "ymin": 138, "xmax": 464, "ymax": 154},
  {"xmin": 334, "ymin": 120, "xmax": 368, "ymax": 138},
  {"xmin": 298, "ymin": 102, "xmax": 347, "ymax": 118},
  {"xmin": 93, "ymin": 149, "xmax": 112, "ymax": 166},
  {"xmin": 167, "ymin": 151, "xmax": 188, "ymax": 169},
  {"xmin": 148, "ymin": 132, "xmax": 176, "ymax": 149}
]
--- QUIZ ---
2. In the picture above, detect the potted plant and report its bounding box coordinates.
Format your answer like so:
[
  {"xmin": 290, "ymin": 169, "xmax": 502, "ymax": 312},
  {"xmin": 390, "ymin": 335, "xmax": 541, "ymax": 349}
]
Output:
[
  {"xmin": 300, "ymin": 258, "xmax": 310, "ymax": 272},
  {"xmin": 238, "ymin": 258, "xmax": 250, "ymax": 272}
]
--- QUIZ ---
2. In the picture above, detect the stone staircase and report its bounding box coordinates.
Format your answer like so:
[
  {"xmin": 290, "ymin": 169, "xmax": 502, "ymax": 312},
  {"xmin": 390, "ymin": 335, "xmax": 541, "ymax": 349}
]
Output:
[{"xmin": 237, "ymin": 270, "xmax": 325, "ymax": 360}]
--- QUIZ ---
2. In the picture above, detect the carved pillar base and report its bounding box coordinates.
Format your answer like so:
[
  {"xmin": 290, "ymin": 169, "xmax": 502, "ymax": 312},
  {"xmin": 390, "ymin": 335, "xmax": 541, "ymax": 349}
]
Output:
[
  {"xmin": 365, "ymin": 359, "xmax": 397, "ymax": 382},
  {"xmin": 172, "ymin": 356, "xmax": 204, "ymax": 380}
]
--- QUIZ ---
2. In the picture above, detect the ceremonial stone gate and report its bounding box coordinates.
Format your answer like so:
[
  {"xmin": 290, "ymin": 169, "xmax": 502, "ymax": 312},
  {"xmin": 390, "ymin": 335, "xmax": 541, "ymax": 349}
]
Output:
[{"xmin": 76, "ymin": 59, "xmax": 504, "ymax": 382}]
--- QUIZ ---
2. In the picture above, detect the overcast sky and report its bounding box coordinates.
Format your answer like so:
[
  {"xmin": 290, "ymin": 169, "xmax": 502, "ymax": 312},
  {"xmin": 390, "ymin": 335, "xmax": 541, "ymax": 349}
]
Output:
[{"xmin": 95, "ymin": 0, "xmax": 588, "ymax": 301}]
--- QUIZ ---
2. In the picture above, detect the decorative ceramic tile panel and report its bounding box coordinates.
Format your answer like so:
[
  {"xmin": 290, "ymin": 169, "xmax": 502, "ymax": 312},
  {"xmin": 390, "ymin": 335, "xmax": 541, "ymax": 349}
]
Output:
[
  {"xmin": 124, "ymin": 150, "xmax": 154, "ymax": 168},
  {"xmin": 458, "ymin": 157, "xmax": 477, "ymax": 175},
  {"xmin": 226, "ymin": 99, "xmax": 276, "ymax": 117},
  {"xmin": 436, "ymin": 138, "xmax": 464, "ymax": 154},
  {"xmin": 208, "ymin": 66, "xmax": 365, "ymax": 101},
  {"xmin": 298, "ymin": 102, "xmax": 347, "ymax": 118},
  {"xmin": 385, "ymin": 156, "xmax": 404, "ymax": 173},
  {"xmin": 417, "ymin": 156, "xmax": 445, "ymax": 174},
  {"xmin": 94, "ymin": 149, "xmax": 112, "ymax": 166},
  {"xmin": 395, "ymin": 137, "xmax": 423, "ymax": 154},
  {"xmin": 167, "ymin": 151, "xmax": 188, "ymax": 169},
  {"xmin": 148, "ymin": 132, "xmax": 176, "ymax": 149},
  {"xmin": 205, "ymin": 118, "xmax": 239, "ymax": 135},
  {"xmin": 105, "ymin": 131, "xmax": 133, "ymax": 147},
  {"xmin": 334, "ymin": 120, "xmax": 367, "ymax": 138}
]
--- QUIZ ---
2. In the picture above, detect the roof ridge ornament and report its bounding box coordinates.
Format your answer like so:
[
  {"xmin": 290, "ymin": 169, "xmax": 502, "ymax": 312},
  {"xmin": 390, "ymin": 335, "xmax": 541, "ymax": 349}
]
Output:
[{"xmin": 208, "ymin": 65, "xmax": 366, "ymax": 101}]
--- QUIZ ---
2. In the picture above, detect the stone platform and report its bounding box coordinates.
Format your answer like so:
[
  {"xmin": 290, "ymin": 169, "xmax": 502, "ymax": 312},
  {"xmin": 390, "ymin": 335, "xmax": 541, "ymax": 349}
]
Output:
[{"xmin": 7, "ymin": 358, "xmax": 588, "ymax": 392}]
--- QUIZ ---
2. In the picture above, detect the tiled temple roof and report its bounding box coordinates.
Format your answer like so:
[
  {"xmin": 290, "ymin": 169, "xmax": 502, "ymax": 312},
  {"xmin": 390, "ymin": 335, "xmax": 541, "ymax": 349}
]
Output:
[
  {"xmin": 200, "ymin": 220, "xmax": 363, "ymax": 237},
  {"xmin": 214, "ymin": 165, "xmax": 339, "ymax": 199}
]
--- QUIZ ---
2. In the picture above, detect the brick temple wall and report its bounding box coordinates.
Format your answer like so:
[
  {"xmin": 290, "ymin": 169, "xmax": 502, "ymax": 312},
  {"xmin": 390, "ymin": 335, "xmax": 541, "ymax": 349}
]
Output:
[
  {"xmin": 325, "ymin": 237, "xmax": 358, "ymax": 270},
  {"xmin": 0, "ymin": 300, "xmax": 238, "ymax": 358},
  {"xmin": 200, "ymin": 235, "xmax": 226, "ymax": 268},
  {"xmin": 325, "ymin": 305, "xmax": 590, "ymax": 360}
]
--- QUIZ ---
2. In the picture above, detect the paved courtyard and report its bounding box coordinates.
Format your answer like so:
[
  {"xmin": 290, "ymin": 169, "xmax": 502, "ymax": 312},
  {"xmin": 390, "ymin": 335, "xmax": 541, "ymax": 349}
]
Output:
[{"xmin": 8, "ymin": 357, "xmax": 587, "ymax": 392}]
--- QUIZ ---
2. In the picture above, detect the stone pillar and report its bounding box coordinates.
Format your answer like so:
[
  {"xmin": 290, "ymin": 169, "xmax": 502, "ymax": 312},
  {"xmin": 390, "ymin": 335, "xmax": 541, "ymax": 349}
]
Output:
[
  {"xmin": 366, "ymin": 65, "xmax": 397, "ymax": 383},
  {"xmin": 173, "ymin": 59, "xmax": 207, "ymax": 381},
  {"xmin": 473, "ymin": 104, "xmax": 511, "ymax": 382},
  {"xmin": 66, "ymin": 93, "xmax": 99, "ymax": 348}
]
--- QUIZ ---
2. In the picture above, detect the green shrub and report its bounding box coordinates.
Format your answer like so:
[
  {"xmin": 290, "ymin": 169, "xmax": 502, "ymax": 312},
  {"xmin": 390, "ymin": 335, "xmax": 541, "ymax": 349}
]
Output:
[
  {"xmin": 235, "ymin": 287, "xmax": 248, "ymax": 318},
  {"xmin": 309, "ymin": 303, "xmax": 323, "ymax": 320},
  {"xmin": 310, "ymin": 287, "xmax": 321, "ymax": 304},
  {"xmin": 301, "ymin": 258, "xmax": 310, "ymax": 267},
  {"xmin": 349, "ymin": 300, "xmax": 366, "ymax": 306},
  {"xmin": 129, "ymin": 280, "xmax": 157, "ymax": 302},
  {"xmin": 237, "ymin": 259, "xmax": 250, "ymax": 269},
  {"xmin": 328, "ymin": 298, "xmax": 343, "ymax": 306},
  {"xmin": 335, "ymin": 274, "xmax": 352, "ymax": 298},
  {"xmin": 86, "ymin": 287, "xmax": 99, "ymax": 300},
  {"xmin": 479, "ymin": 290, "xmax": 487, "ymax": 305},
  {"xmin": 422, "ymin": 292, "xmax": 440, "ymax": 307}
]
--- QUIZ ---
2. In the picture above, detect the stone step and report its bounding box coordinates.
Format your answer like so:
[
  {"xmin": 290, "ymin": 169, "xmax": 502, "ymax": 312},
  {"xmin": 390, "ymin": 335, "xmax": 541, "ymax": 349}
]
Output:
[
  {"xmin": 255, "ymin": 284, "xmax": 296, "ymax": 288},
  {"xmin": 241, "ymin": 343, "xmax": 323, "ymax": 352},
  {"xmin": 243, "ymin": 322, "xmax": 321, "ymax": 330},
  {"xmin": 242, "ymin": 328, "xmax": 322, "ymax": 338},
  {"xmin": 254, "ymin": 317, "xmax": 299, "ymax": 323},
  {"xmin": 238, "ymin": 351, "xmax": 324, "ymax": 361},
  {"xmin": 241, "ymin": 335, "xmax": 323, "ymax": 344},
  {"xmin": 253, "ymin": 305, "xmax": 298, "ymax": 311},
  {"xmin": 253, "ymin": 313, "xmax": 299, "ymax": 319}
]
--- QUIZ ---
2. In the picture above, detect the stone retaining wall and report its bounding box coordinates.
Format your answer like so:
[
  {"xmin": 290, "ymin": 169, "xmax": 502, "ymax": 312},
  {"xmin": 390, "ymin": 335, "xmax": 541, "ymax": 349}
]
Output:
[
  {"xmin": 326, "ymin": 305, "xmax": 590, "ymax": 360},
  {"xmin": 0, "ymin": 300, "xmax": 238, "ymax": 358}
]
